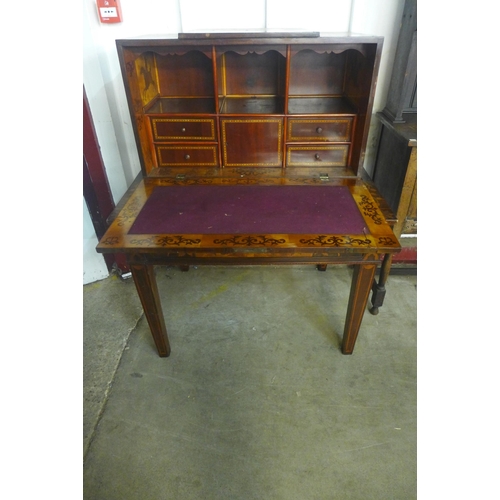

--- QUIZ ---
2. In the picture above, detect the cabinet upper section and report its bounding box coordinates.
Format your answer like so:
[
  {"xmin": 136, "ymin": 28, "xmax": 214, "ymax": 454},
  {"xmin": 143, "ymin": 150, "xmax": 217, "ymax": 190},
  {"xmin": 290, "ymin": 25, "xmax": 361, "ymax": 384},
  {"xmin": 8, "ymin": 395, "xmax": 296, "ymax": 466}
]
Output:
[{"xmin": 116, "ymin": 34, "xmax": 383, "ymax": 177}]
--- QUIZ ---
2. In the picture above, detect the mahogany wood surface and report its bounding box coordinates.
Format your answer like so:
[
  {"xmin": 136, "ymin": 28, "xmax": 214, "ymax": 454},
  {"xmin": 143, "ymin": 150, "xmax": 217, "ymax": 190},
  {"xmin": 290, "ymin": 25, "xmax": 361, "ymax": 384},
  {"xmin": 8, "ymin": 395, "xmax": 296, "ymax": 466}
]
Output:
[
  {"xmin": 221, "ymin": 118, "xmax": 283, "ymax": 167},
  {"xmin": 100, "ymin": 34, "xmax": 399, "ymax": 358},
  {"xmin": 116, "ymin": 34, "xmax": 383, "ymax": 176},
  {"xmin": 219, "ymin": 50, "xmax": 286, "ymax": 97},
  {"xmin": 342, "ymin": 263, "xmax": 377, "ymax": 353},
  {"xmin": 130, "ymin": 263, "xmax": 170, "ymax": 357}
]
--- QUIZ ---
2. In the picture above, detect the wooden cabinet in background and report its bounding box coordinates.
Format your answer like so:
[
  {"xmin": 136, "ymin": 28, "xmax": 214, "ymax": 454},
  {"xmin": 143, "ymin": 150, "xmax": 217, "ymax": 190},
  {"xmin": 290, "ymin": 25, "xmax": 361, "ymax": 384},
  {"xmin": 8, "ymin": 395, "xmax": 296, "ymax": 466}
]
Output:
[
  {"xmin": 371, "ymin": 0, "xmax": 417, "ymax": 239},
  {"xmin": 372, "ymin": 113, "xmax": 416, "ymax": 238}
]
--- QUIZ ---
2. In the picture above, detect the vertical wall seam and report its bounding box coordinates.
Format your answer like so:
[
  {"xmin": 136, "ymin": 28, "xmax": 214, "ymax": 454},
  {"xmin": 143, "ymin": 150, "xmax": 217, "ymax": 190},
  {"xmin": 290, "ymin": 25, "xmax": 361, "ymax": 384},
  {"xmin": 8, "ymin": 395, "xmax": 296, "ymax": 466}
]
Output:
[
  {"xmin": 178, "ymin": 0, "xmax": 184, "ymax": 33},
  {"xmin": 348, "ymin": 0, "xmax": 355, "ymax": 33}
]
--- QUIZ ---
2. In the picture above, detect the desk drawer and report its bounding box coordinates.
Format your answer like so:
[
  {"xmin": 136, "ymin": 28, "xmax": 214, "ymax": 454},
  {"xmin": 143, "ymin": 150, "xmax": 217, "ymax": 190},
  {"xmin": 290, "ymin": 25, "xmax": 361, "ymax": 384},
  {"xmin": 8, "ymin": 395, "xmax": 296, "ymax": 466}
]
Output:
[
  {"xmin": 150, "ymin": 118, "xmax": 217, "ymax": 142},
  {"xmin": 287, "ymin": 118, "xmax": 353, "ymax": 142},
  {"xmin": 286, "ymin": 145, "xmax": 349, "ymax": 167},
  {"xmin": 155, "ymin": 145, "xmax": 219, "ymax": 167}
]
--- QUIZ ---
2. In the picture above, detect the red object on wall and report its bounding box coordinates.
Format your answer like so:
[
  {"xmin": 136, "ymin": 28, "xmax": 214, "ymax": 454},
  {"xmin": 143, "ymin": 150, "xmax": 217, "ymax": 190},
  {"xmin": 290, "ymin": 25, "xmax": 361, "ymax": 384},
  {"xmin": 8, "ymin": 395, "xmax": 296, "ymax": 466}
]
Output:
[
  {"xmin": 96, "ymin": 0, "xmax": 122, "ymax": 23},
  {"xmin": 392, "ymin": 245, "xmax": 417, "ymax": 265},
  {"xmin": 83, "ymin": 86, "xmax": 129, "ymax": 274}
]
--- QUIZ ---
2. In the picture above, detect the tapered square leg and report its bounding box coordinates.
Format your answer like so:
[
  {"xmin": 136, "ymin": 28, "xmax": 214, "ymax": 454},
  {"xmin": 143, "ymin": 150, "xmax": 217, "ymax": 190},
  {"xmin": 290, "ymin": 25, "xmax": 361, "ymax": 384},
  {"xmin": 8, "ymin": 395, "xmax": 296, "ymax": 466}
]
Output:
[
  {"xmin": 342, "ymin": 263, "xmax": 377, "ymax": 354},
  {"xmin": 130, "ymin": 263, "xmax": 171, "ymax": 357}
]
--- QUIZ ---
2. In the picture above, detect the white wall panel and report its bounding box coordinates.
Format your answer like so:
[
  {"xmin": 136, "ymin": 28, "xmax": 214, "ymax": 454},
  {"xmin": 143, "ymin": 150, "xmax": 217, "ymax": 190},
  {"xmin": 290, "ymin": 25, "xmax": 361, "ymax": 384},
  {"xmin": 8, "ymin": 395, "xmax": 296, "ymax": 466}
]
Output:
[
  {"xmin": 83, "ymin": 1, "xmax": 129, "ymax": 205},
  {"xmin": 350, "ymin": 0, "xmax": 406, "ymax": 175},
  {"xmin": 83, "ymin": 199, "xmax": 109, "ymax": 285},
  {"xmin": 351, "ymin": 0, "xmax": 405, "ymax": 110},
  {"xmin": 267, "ymin": 0, "xmax": 352, "ymax": 32},
  {"xmin": 83, "ymin": 0, "xmax": 182, "ymax": 284},
  {"xmin": 180, "ymin": 0, "xmax": 266, "ymax": 32},
  {"xmin": 83, "ymin": 0, "xmax": 182, "ymax": 201}
]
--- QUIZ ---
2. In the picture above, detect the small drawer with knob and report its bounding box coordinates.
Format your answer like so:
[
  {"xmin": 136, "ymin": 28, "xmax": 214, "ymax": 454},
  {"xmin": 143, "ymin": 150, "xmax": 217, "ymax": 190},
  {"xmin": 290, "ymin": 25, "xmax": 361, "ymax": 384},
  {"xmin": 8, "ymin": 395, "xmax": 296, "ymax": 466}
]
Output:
[
  {"xmin": 150, "ymin": 118, "xmax": 217, "ymax": 142},
  {"xmin": 154, "ymin": 145, "xmax": 219, "ymax": 167},
  {"xmin": 287, "ymin": 118, "xmax": 353, "ymax": 142},
  {"xmin": 286, "ymin": 145, "xmax": 349, "ymax": 167}
]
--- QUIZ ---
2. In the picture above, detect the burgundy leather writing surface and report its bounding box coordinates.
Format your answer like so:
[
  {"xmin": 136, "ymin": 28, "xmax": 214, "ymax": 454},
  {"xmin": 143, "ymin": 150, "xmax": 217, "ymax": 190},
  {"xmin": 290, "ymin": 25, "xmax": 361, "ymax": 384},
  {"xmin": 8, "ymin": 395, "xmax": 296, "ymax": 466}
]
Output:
[{"xmin": 129, "ymin": 185, "xmax": 367, "ymax": 235}]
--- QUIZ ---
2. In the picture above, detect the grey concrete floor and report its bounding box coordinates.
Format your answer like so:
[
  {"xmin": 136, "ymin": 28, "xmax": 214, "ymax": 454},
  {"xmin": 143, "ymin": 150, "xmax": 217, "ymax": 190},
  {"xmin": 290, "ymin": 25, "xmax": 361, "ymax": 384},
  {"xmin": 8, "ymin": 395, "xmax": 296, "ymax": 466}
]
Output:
[{"xmin": 83, "ymin": 265, "xmax": 417, "ymax": 499}]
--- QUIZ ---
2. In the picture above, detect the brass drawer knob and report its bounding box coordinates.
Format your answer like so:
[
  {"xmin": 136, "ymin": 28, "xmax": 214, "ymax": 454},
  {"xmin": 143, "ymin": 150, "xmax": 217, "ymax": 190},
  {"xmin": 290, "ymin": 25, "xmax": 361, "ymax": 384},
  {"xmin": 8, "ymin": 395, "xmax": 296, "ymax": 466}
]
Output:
[
  {"xmin": 316, "ymin": 127, "xmax": 323, "ymax": 133},
  {"xmin": 184, "ymin": 154, "xmax": 191, "ymax": 160},
  {"xmin": 315, "ymin": 153, "xmax": 322, "ymax": 161},
  {"xmin": 181, "ymin": 127, "xmax": 186, "ymax": 132}
]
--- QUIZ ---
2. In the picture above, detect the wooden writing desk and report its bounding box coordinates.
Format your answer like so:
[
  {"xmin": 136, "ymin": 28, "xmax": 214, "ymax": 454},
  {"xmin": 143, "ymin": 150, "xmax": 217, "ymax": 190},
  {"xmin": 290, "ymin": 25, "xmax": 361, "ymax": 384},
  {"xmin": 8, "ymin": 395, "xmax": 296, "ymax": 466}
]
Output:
[
  {"xmin": 95, "ymin": 34, "xmax": 401, "ymax": 357},
  {"xmin": 96, "ymin": 173, "xmax": 400, "ymax": 356}
]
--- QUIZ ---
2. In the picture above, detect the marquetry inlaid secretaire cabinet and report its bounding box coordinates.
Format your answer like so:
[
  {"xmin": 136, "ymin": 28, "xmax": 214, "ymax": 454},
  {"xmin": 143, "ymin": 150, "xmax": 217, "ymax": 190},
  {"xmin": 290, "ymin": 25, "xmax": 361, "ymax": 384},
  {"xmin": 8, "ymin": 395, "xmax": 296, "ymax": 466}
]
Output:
[
  {"xmin": 97, "ymin": 33, "xmax": 401, "ymax": 357},
  {"xmin": 117, "ymin": 32, "xmax": 384, "ymax": 179}
]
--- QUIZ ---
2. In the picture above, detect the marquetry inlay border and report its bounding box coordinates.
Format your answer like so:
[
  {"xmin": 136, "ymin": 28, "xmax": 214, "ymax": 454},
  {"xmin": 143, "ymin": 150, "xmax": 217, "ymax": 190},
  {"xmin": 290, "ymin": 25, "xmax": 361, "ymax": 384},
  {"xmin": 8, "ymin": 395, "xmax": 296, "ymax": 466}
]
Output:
[
  {"xmin": 96, "ymin": 179, "xmax": 400, "ymax": 254},
  {"xmin": 359, "ymin": 195, "xmax": 383, "ymax": 225},
  {"xmin": 299, "ymin": 235, "xmax": 371, "ymax": 247},
  {"xmin": 130, "ymin": 235, "xmax": 202, "ymax": 247}
]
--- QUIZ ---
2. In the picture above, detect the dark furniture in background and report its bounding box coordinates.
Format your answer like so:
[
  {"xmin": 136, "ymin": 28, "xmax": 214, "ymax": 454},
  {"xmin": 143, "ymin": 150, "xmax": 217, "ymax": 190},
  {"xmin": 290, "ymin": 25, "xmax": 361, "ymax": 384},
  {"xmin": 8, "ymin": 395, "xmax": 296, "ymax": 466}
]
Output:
[{"xmin": 372, "ymin": 0, "xmax": 417, "ymax": 239}]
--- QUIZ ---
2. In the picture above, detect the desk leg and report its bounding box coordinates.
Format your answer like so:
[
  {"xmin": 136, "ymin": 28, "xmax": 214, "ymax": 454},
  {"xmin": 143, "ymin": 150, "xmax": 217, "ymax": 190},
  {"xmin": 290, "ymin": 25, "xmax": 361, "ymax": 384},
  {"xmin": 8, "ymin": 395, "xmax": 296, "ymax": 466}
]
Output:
[
  {"xmin": 130, "ymin": 263, "xmax": 171, "ymax": 357},
  {"xmin": 369, "ymin": 253, "xmax": 393, "ymax": 315},
  {"xmin": 342, "ymin": 263, "xmax": 377, "ymax": 354}
]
